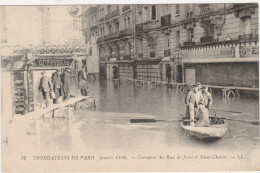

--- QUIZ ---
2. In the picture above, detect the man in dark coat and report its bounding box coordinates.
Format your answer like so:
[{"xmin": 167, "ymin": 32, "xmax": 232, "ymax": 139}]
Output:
[
  {"xmin": 113, "ymin": 66, "xmax": 118, "ymax": 79},
  {"xmin": 166, "ymin": 64, "xmax": 172, "ymax": 83},
  {"xmin": 62, "ymin": 68, "xmax": 71, "ymax": 101},
  {"xmin": 78, "ymin": 65, "xmax": 88, "ymax": 96},
  {"xmin": 38, "ymin": 71, "xmax": 53, "ymax": 108},
  {"xmin": 51, "ymin": 69, "xmax": 63, "ymax": 103}
]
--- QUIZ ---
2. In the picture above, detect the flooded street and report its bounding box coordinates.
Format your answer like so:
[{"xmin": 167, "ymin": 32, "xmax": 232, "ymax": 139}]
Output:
[{"xmin": 3, "ymin": 80, "xmax": 260, "ymax": 172}]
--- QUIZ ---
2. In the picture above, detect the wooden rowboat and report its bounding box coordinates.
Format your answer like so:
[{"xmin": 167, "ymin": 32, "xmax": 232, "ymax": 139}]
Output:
[{"xmin": 181, "ymin": 116, "xmax": 228, "ymax": 140}]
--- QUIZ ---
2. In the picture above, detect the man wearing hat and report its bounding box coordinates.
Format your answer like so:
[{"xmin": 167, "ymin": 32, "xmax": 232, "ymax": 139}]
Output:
[
  {"xmin": 185, "ymin": 84, "xmax": 204, "ymax": 126},
  {"xmin": 62, "ymin": 68, "xmax": 71, "ymax": 101},
  {"xmin": 51, "ymin": 69, "xmax": 63, "ymax": 103},
  {"xmin": 201, "ymin": 86, "xmax": 212, "ymax": 109},
  {"xmin": 38, "ymin": 71, "xmax": 53, "ymax": 108}
]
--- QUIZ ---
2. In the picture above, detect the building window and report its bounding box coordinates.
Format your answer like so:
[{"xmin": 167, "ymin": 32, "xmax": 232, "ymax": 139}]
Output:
[
  {"xmin": 89, "ymin": 47, "xmax": 92, "ymax": 56},
  {"xmin": 176, "ymin": 4, "xmax": 180, "ymax": 15},
  {"xmin": 240, "ymin": 17, "xmax": 251, "ymax": 35},
  {"xmin": 151, "ymin": 5, "xmax": 157, "ymax": 20},
  {"xmin": 187, "ymin": 28, "xmax": 194, "ymax": 42},
  {"xmin": 127, "ymin": 17, "xmax": 131, "ymax": 28},
  {"xmin": 176, "ymin": 31, "xmax": 180, "ymax": 46},
  {"xmin": 164, "ymin": 35, "xmax": 170, "ymax": 49}
]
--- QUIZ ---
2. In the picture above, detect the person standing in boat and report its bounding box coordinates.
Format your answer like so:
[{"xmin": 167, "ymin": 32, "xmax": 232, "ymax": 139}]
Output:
[
  {"xmin": 185, "ymin": 84, "xmax": 204, "ymax": 126},
  {"xmin": 201, "ymin": 86, "xmax": 213, "ymax": 109}
]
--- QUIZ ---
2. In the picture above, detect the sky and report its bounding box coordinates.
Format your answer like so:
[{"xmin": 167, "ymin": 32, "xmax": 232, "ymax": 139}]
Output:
[{"xmin": 3, "ymin": 6, "xmax": 83, "ymax": 46}]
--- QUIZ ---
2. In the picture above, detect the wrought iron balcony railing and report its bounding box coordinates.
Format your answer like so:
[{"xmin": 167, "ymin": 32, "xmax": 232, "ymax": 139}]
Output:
[
  {"xmin": 122, "ymin": 5, "xmax": 131, "ymax": 12},
  {"xmin": 164, "ymin": 49, "xmax": 171, "ymax": 57},
  {"xmin": 135, "ymin": 23, "xmax": 143, "ymax": 34},
  {"xmin": 98, "ymin": 17, "xmax": 104, "ymax": 22},
  {"xmin": 119, "ymin": 28, "xmax": 132, "ymax": 38},
  {"xmin": 239, "ymin": 34, "xmax": 252, "ymax": 41},
  {"xmin": 161, "ymin": 14, "xmax": 171, "ymax": 27},
  {"xmin": 123, "ymin": 54, "xmax": 131, "ymax": 60},
  {"xmin": 199, "ymin": 4, "xmax": 212, "ymax": 15},
  {"xmin": 105, "ymin": 9, "xmax": 119, "ymax": 21},
  {"xmin": 138, "ymin": 53, "xmax": 143, "ymax": 59},
  {"xmin": 150, "ymin": 51, "xmax": 156, "ymax": 58}
]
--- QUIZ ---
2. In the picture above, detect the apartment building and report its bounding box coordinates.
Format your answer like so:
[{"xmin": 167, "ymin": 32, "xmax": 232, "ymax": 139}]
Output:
[{"xmin": 82, "ymin": 4, "xmax": 259, "ymax": 87}]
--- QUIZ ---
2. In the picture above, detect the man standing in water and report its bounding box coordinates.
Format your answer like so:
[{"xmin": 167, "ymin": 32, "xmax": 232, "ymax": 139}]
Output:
[{"xmin": 62, "ymin": 68, "xmax": 71, "ymax": 101}]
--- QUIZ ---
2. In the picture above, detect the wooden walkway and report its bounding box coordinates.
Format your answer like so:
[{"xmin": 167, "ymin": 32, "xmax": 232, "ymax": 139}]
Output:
[
  {"xmin": 114, "ymin": 78, "xmax": 258, "ymax": 97},
  {"xmin": 24, "ymin": 96, "xmax": 90, "ymax": 120}
]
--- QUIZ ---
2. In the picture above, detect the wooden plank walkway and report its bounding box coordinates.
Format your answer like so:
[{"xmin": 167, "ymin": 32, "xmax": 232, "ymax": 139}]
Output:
[{"xmin": 24, "ymin": 96, "xmax": 90, "ymax": 120}]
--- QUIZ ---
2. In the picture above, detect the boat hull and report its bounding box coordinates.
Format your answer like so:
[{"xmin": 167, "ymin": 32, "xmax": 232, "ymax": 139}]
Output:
[{"xmin": 181, "ymin": 120, "xmax": 227, "ymax": 140}]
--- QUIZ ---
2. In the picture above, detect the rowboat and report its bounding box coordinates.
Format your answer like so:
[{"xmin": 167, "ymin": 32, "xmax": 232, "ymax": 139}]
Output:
[{"xmin": 181, "ymin": 116, "xmax": 228, "ymax": 140}]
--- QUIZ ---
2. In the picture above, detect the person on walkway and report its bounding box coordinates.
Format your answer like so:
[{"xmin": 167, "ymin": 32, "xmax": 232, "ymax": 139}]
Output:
[
  {"xmin": 38, "ymin": 71, "xmax": 53, "ymax": 108},
  {"xmin": 166, "ymin": 64, "xmax": 172, "ymax": 83},
  {"xmin": 78, "ymin": 65, "xmax": 88, "ymax": 96},
  {"xmin": 185, "ymin": 84, "xmax": 204, "ymax": 126},
  {"xmin": 62, "ymin": 68, "xmax": 71, "ymax": 101},
  {"xmin": 51, "ymin": 69, "xmax": 63, "ymax": 104},
  {"xmin": 201, "ymin": 86, "xmax": 213, "ymax": 109}
]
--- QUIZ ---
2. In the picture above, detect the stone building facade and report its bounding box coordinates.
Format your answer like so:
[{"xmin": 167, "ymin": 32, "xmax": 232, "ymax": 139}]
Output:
[{"xmin": 82, "ymin": 4, "xmax": 259, "ymax": 87}]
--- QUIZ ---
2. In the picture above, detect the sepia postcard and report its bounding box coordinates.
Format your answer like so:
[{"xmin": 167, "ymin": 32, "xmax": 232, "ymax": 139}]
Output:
[{"xmin": 1, "ymin": 1, "xmax": 260, "ymax": 172}]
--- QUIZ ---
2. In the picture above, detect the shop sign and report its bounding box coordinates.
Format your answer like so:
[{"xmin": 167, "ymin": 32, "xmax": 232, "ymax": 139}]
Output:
[
  {"xmin": 181, "ymin": 47, "xmax": 235, "ymax": 59},
  {"xmin": 33, "ymin": 58, "xmax": 73, "ymax": 67}
]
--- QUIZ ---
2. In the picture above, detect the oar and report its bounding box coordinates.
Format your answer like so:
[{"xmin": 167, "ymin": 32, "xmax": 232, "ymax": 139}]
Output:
[
  {"xmin": 210, "ymin": 116, "xmax": 259, "ymax": 126},
  {"xmin": 210, "ymin": 108, "xmax": 242, "ymax": 114},
  {"xmin": 130, "ymin": 119, "xmax": 183, "ymax": 123}
]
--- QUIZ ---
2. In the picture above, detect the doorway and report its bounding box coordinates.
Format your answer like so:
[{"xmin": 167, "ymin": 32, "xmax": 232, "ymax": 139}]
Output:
[
  {"xmin": 176, "ymin": 65, "xmax": 183, "ymax": 83},
  {"xmin": 184, "ymin": 68, "xmax": 196, "ymax": 85}
]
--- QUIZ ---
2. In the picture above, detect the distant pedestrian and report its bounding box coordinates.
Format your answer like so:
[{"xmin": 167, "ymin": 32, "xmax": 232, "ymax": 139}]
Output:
[
  {"xmin": 78, "ymin": 65, "xmax": 88, "ymax": 96},
  {"xmin": 51, "ymin": 69, "xmax": 63, "ymax": 104},
  {"xmin": 166, "ymin": 64, "xmax": 172, "ymax": 83},
  {"xmin": 62, "ymin": 68, "xmax": 71, "ymax": 101},
  {"xmin": 38, "ymin": 71, "xmax": 53, "ymax": 108},
  {"xmin": 113, "ymin": 66, "xmax": 118, "ymax": 79}
]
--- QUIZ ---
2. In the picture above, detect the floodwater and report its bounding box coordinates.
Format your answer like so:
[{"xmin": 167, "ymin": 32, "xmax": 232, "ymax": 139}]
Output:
[{"xmin": 2, "ymin": 80, "xmax": 260, "ymax": 172}]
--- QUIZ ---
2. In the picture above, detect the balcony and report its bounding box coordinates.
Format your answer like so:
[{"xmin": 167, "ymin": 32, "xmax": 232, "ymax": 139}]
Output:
[
  {"xmin": 200, "ymin": 36, "xmax": 215, "ymax": 43},
  {"xmin": 161, "ymin": 14, "xmax": 171, "ymax": 27},
  {"xmin": 150, "ymin": 51, "xmax": 156, "ymax": 58},
  {"xmin": 239, "ymin": 34, "xmax": 252, "ymax": 41},
  {"xmin": 119, "ymin": 28, "xmax": 132, "ymax": 38},
  {"xmin": 98, "ymin": 17, "xmax": 104, "ymax": 22},
  {"xmin": 122, "ymin": 5, "xmax": 131, "ymax": 12},
  {"xmin": 97, "ymin": 37, "xmax": 103, "ymax": 43},
  {"xmin": 182, "ymin": 41, "xmax": 196, "ymax": 47},
  {"xmin": 164, "ymin": 49, "xmax": 171, "ymax": 57},
  {"xmin": 135, "ymin": 23, "xmax": 143, "ymax": 34},
  {"xmin": 103, "ymin": 32, "xmax": 119, "ymax": 41},
  {"xmin": 105, "ymin": 9, "xmax": 119, "ymax": 21},
  {"xmin": 123, "ymin": 54, "xmax": 131, "ymax": 60},
  {"xmin": 138, "ymin": 53, "xmax": 143, "ymax": 59},
  {"xmin": 199, "ymin": 4, "xmax": 212, "ymax": 15}
]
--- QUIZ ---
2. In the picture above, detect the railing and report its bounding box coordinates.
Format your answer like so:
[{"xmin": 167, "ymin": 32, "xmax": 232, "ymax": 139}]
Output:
[
  {"xmin": 119, "ymin": 28, "xmax": 132, "ymax": 38},
  {"xmin": 239, "ymin": 34, "xmax": 252, "ymax": 41},
  {"xmin": 161, "ymin": 14, "xmax": 171, "ymax": 27},
  {"xmin": 182, "ymin": 42, "xmax": 196, "ymax": 47},
  {"xmin": 123, "ymin": 54, "xmax": 131, "ymax": 60},
  {"xmin": 135, "ymin": 23, "xmax": 143, "ymax": 34},
  {"xmin": 97, "ymin": 37, "xmax": 103, "ymax": 43},
  {"xmin": 104, "ymin": 32, "xmax": 119, "ymax": 41},
  {"xmin": 138, "ymin": 53, "xmax": 143, "ymax": 59},
  {"xmin": 122, "ymin": 5, "xmax": 131, "ymax": 12},
  {"xmin": 164, "ymin": 49, "xmax": 171, "ymax": 57},
  {"xmin": 200, "ymin": 36, "xmax": 215, "ymax": 43},
  {"xmin": 105, "ymin": 9, "xmax": 119, "ymax": 21},
  {"xmin": 150, "ymin": 51, "xmax": 156, "ymax": 58},
  {"xmin": 199, "ymin": 4, "xmax": 212, "ymax": 15},
  {"xmin": 98, "ymin": 17, "xmax": 104, "ymax": 22}
]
